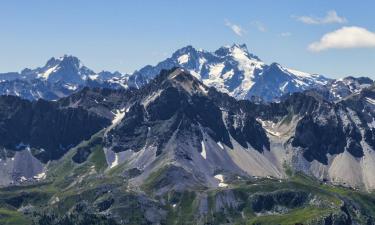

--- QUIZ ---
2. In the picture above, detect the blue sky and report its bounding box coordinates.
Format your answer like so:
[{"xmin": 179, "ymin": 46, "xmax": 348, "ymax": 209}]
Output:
[{"xmin": 1, "ymin": 0, "xmax": 375, "ymax": 79}]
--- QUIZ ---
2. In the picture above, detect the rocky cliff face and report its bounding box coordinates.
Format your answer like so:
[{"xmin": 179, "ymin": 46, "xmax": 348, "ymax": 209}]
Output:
[{"xmin": 0, "ymin": 96, "xmax": 110, "ymax": 161}]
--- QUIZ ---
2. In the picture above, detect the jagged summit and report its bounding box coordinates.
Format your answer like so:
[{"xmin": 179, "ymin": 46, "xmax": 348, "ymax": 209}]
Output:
[
  {"xmin": 45, "ymin": 55, "xmax": 80, "ymax": 67},
  {"xmin": 214, "ymin": 43, "xmax": 262, "ymax": 61}
]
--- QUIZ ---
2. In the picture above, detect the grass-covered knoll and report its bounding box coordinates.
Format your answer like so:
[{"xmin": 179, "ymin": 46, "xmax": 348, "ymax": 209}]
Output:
[
  {"xmin": 247, "ymin": 207, "xmax": 334, "ymax": 225},
  {"xmin": 0, "ymin": 170, "xmax": 374, "ymax": 225}
]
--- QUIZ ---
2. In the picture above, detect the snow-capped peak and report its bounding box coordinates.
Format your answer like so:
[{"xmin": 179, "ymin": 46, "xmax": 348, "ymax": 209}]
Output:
[
  {"xmin": 37, "ymin": 55, "xmax": 83, "ymax": 80},
  {"xmin": 32, "ymin": 55, "xmax": 98, "ymax": 84}
]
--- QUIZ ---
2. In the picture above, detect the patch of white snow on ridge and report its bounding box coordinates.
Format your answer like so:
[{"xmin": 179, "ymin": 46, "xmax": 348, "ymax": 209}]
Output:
[
  {"xmin": 63, "ymin": 83, "xmax": 78, "ymax": 91},
  {"xmin": 177, "ymin": 54, "xmax": 189, "ymax": 64},
  {"xmin": 285, "ymin": 68, "xmax": 311, "ymax": 78},
  {"xmin": 34, "ymin": 172, "xmax": 46, "ymax": 180},
  {"xmin": 222, "ymin": 69, "xmax": 234, "ymax": 80},
  {"xmin": 38, "ymin": 65, "xmax": 59, "ymax": 79},
  {"xmin": 217, "ymin": 142, "xmax": 224, "ymax": 150},
  {"xmin": 198, "ymin": 57, "xmax": 207, "ymax": 68},
  {"xmin": 284, "ymin": 67, "xmax": 328, "ymax": 85},
  {"xmin": 201, "ymin": 141, "xmax": 207, "ymax": 159},
  {"xmin": 280, "ymin": 82, "xmax": 289, "ymax": 92},
  {"xmin": 256, "ymin": 118, "xmax": 281, "ymax": 137},
  {"xmin": 112, "ymin": 108, "xmax": 126, "ymax": 125},
  {"xmin": 197, "ymin": 83, "xmax": 209, "ymax": 95},
  {"xmin": 143, "ymin": 89, "xmax": 163, "ymax": 107},
  {"xmin": 365, "ymin": 97, "xmax": 375, "ymax": 105},
  {"xmin": 106, "ymin": 108, "xmax": 127, "ymax": 134},
  {"xmin": 110, "ymin": 153, "xmax": 119, "ymax": 168},
  {"xmin": 214, "ymin": 174, "xmax": 228, "ymax": 187},
  {"xmin": 89, "ymin": 74, "xmax": 99, "ymax": 80}
]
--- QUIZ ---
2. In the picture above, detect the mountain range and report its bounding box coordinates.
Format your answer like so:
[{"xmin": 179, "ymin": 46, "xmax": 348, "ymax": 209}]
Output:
[
  {"xmin": 129, "ymin": 44, "xmax": 331, "ymax": 101},
  {"xmin": 0, "ymin": 67, "xmax": 375, "ymax": 224},
  {"xmin": 1, "ymin": 44, "xmax": 373, "ymax": 102}
]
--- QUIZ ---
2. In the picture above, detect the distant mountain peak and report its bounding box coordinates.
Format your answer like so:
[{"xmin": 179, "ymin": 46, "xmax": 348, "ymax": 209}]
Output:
[
  {"xmin": 34, "ymin": 55, "xmax": 88, "ymax": 82},
  {"xmin": 45, "ymin": 55, "xmax": 80, "ymax": 67}
]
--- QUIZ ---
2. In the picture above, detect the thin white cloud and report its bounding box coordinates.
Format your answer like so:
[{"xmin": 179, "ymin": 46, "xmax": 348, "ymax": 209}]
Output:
[
  {"xmin": 251, "ymin": 21, "xmax": 267, "ymax": 32},
  {"xmin": 280, "ymin": 32, "xmax": 292, "ymax": 37},
  {"xmin": 225, "ymin": 20, "xmax": 244, "ymax": 36},
  {"xmin": 308, "ymin": 26, "xmax": 375, "ymax": 52},
  {"xmin": 295, "ymin": 10, "xmax": 347, "ymax": 25}
]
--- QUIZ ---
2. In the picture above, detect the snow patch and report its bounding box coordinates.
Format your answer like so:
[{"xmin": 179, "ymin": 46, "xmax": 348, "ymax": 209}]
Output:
[
  {"xmin": 34, "ymin": 172, "xmax": 46, "ymax": 180},
  {"xmin": 107, "ymin": 108, "xmax": 127, "ymax": 132},
  {"xmin": 201, "ymin": 141, "xmax": 207, "ymax": 159},
  {"xmin": 222, "ymin": 69, "xmax": 234, "ymax": 80},
  {"xmin": 280, "ymin": 82, "xmax": 289, "ymax": 92},
  {"xmin": 38, "ymin": 65, "xmax": 59, "ymax": 79},
  {"xmin": 365, "ymin": 97, "xmax": 375, "ymax": 105},
  {"xmin": 209, "ymin": 63, "xmax": 225, "ymax": 78},
  {"xmin": 256, "ymin": 118, "xmax": 282, "ymax": 137},
  {"xmin": 177, "ymin": 54, "xmax": 189, "ymax": 64},
  {"xmin": 88, "ymin": 74, "xmax": 99, "ymax": 80},
  {"xmin": 214, "ymin": 174, "xmax": 228, "ymax": 187},
  {"xmin": 63, "ymin": 83, "xmax": 78, "ymax": 91},
  {"xmin": 285, "ymin": 68, "xmax": 311, "ymax": 78},
  {"xmin": 104, "ymin": 107, "xmax": 128, "ymax": 137},
  {"xmin": 110, "ymin": 153, "xmax": 119, "ymax": 168},
  {"xmin": 112, "ymin": 109, "xmax": 126, "ymax": 124},
  {"xmin": 142, "ymin": 90, "xmax": 163, "ymax": 107}
]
